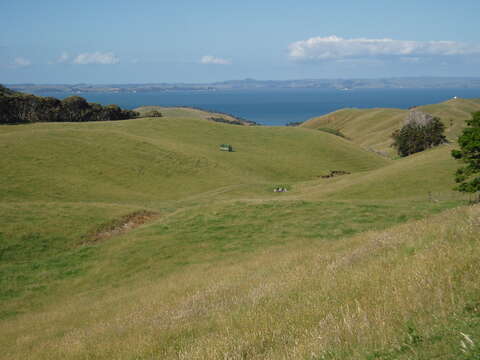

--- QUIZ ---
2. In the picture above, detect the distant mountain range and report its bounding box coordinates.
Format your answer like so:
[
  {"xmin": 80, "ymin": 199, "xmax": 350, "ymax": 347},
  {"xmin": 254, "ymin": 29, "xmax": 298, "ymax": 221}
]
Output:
[{"xmin": 7, "ymin": 77, "xmax": 480, "ymax": 94}]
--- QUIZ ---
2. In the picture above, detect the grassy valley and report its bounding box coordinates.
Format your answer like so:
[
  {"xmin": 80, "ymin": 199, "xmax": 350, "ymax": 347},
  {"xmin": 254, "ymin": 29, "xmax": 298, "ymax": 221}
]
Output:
[
  {"xmin": 0, "ymin": 117, "xmax": 388, "ymax": 204},
  {"xmin": 1, "ymin": 97, "xmax": 479, "ymax": 359}
]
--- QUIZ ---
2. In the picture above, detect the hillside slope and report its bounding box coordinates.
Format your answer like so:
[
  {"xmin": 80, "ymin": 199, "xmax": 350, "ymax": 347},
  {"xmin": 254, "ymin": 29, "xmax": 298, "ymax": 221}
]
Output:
[
  {"xmin": 134, "ymin": 105, "xmax": 256, "ymax": 126},
  {"xmin": 301, "ymin": 97, "xmax": 480, "ymax": 156},
  {"xmin": 1, "ymin": 112, "xmax": 477, "ymax": 359},
  {"xmin": 296, "ymin": 145, "xmax": 461, "ymax": 202},
  {"xmin": 2, "ymin": 201, "xmax": 478, "ymax": 359},
  {"xmin": 0, "ymin": 117, "xmax": 388, "ymax": 204}
]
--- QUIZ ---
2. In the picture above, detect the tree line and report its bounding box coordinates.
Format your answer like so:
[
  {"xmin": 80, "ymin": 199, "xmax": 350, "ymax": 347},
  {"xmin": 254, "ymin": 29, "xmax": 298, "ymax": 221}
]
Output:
[{"xmin": 0, "ymin": 85, "xmax": 138, "ymax": 124}]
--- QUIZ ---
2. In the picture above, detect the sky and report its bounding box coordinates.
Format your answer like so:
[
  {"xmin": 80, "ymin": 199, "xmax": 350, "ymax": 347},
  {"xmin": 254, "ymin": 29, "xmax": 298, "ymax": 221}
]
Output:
[{"xmin": 1, "ymin": 0, "xmax": 480, "ymax": 84}]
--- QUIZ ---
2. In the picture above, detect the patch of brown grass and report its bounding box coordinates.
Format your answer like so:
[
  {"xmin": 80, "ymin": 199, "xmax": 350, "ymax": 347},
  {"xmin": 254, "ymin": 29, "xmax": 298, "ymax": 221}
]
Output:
[{"xmin": 86, "ymin": 210, "xmax": 159, "ymax": 243}]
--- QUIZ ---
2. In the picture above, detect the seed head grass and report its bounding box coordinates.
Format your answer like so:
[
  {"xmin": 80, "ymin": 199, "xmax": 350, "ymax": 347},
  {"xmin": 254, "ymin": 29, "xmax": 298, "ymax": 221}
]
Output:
[{"xmin": 1, "ymin": 110, "xmax": 479, "ymax": 359}]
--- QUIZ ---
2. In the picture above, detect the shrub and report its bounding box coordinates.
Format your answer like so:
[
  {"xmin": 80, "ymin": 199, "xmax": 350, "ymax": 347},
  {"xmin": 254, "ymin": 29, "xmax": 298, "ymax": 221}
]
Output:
[
  {"xmin": 452, "ymin": 111, "xmax": 480, "ymax": 194},
  {"xmin": 143, "ymin": 110, "xmax": 163, "ymax": 118},
  {"xmin": 285, "ymin": 121, "xmax": 303, "ymax": 127},
  {"xmin": 392, "ymin": 117, "xmax": 446, "ymax": 157}
]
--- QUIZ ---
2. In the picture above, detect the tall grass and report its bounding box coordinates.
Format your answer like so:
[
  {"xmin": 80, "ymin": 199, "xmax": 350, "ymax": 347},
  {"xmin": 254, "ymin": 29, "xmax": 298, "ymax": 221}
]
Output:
[
  {"xmin": 1, "ymin": 113, "xmax": 479, "ymax": 359},
  {"xmin": 1, "ymin": 205, "xmax": 479, "ymax": 359}
]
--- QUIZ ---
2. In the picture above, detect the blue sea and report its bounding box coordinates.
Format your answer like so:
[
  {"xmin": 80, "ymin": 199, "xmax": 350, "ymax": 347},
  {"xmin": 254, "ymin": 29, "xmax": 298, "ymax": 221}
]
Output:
[{"xmin": 35, "ymin": 88, "xmax": 480, "ymax": 126}]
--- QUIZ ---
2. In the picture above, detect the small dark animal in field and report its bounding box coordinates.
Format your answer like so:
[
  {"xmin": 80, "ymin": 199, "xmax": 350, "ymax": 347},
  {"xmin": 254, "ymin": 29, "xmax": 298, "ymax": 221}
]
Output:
[{"xmin": 321, "ymin": 170, "xmax": 351, "ymax": 179}]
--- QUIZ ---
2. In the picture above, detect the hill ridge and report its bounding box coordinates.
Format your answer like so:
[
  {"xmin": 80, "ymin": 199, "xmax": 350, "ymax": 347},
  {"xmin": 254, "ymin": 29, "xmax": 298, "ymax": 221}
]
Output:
[{"xmin": 300, "ymin": 97, "xmax": 480, "ymax": 156}]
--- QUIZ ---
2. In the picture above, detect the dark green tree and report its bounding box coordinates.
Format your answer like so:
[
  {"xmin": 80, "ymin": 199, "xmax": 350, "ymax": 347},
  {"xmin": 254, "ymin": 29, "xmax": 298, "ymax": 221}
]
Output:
[
  {"xmin": 143, "ymin": 110, "xmax": 163, "ymax": 118},
  {"xmin": 391, "ymin": 117, "xmax": 447, "ymax": 157},
  {"xmin": 0, "ymin": 85, "xmax": 139, "ymax": 124},
  {"xmin": 452, "ymin": 111, "xmax": 480, "ymax": 194},
  {"xmin": 61, "ymin": 96, "xmax": 90, "ymax": 122}
]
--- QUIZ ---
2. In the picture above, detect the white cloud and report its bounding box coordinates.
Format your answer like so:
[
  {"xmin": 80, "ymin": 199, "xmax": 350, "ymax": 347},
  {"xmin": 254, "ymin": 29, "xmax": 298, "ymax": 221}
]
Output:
[
  {"xmin": 288, "ymin": 35, "xmax": 480, "ymax": 61},
  {"xmin": 57, "ymin": 52, "xmax": 70, "ymax": 63},
  {"xmin": 73, "ymin": 52, "xmax": 119, "ymax": 65},
  {"xmin": 12, "ymin": 57, "xmax": 31, "ymax": 67},
  {"xmin": 49, "ymin": 52, "xmax": 70, "ymax": 64},
  {"xmin": 200, "ymin": 55, "xmax": 231, "ymax": 65}
]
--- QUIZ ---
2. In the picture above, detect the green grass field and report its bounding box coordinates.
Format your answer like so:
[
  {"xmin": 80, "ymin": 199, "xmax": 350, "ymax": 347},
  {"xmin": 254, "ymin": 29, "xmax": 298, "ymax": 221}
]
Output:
[{"xmin": 1, "ymin": 100, "xmax": 479, "ymax": 359}]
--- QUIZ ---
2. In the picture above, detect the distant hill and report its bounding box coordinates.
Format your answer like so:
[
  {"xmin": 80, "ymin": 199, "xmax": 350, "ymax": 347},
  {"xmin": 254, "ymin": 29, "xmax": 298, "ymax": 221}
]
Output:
[
  {"xmin": 300, "ymin": 97, "xmax": 480, "ymax": 156},
  {"xmin": 7, "ymin": 77, "xmax": 480, "ymax": 93},
  {"xmin": 134, "ymin": 105, "xmax": 257, "ymax": 126}
]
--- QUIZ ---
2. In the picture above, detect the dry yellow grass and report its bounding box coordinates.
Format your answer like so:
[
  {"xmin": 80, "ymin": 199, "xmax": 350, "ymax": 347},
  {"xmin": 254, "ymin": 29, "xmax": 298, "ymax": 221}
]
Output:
[
  {"xmin": 2, "ymin": 204, "xmax": 479, "ymax": 359},
  {"xmin": 2, "ymin": 108, "xmax": 479, "ymax": 359},
  {"xmin": 300, "ymin": 97, "xmax": 480, "ymax": 157}
]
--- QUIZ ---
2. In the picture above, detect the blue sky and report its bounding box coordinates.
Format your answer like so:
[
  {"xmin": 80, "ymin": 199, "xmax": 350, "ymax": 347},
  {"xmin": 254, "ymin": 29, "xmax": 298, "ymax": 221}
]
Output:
[{"xmin": 1, "ymin": 0, "xmax": 480, "ymax": 83}]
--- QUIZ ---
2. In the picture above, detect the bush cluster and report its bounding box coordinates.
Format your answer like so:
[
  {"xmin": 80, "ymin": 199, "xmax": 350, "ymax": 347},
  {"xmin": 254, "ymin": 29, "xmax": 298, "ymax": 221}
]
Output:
[
  {"xmin": 0, "ymin": 86, "xmax": 138, "ymax": 124},
  {"xmin": 142, "ymin": 110, "xmax": 163, "ymax": 118},
  {"xmin": 391, "ymin": 117, "xmax": 447, "ymax": 157},
  {"xmin": 209, "ymin": 117, "xmax": 244, "ymax": 125},
  {"xmin": 452, "ymin": 111, "xmax": 480, "ymax": 194}
]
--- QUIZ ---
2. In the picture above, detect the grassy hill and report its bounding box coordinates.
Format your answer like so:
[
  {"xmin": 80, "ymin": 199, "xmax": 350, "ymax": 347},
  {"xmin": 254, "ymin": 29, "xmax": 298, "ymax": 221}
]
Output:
[
  {"xmin": 1, "ymin": 109, "xmax": 479, "ymax": 359},
  {"xmin": 301, "ymin": 97, "xmax": 480, "ymax": 156},
  {"xmin": 295, "ymin": 145, "xmax": 461, "ymax": 202},
  {"xmin": 0, "ymin": 117, "xmax": 388, "ymax": 205},
  {"xmin": 134, "ymin": 105, "xmax": 256, "ymax": 126}
]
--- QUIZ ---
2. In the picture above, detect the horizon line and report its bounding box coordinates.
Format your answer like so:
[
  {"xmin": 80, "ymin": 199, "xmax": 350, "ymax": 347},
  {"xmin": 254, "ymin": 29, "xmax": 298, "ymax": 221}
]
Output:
[{"xmin": 5, "ymin": 76, "xmax": 480, "ymax": 86}]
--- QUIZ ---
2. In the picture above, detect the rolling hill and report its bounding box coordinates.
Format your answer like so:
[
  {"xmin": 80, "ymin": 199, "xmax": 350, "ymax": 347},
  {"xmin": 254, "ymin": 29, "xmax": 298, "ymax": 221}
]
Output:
[
  {"xmin": 1, "ymin": 104, "xmax": 479, "ymax": 359},
  {"xmin": 0, "ymin": 117, "xmax": 388, "ymax": 204},
  {"xmin": 134, "ymin": 105, "xmax": 256, "ymax": 126},
  {"xmin": 300, "ymin": 97, "xmax": 480, "ymax": 156}
]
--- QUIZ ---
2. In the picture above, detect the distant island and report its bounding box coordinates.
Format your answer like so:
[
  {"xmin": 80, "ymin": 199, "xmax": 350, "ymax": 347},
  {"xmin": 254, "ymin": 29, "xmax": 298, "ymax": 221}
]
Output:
[{"xmin": 7, "ymin": 77, "xmax": 480, "ymax": 95}]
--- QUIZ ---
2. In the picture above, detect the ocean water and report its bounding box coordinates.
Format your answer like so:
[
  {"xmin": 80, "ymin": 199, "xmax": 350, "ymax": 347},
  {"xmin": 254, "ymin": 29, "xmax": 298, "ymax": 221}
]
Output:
[{"xmin": 35, "ymin": 88, "xmax": 480, "ymax": 126}]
